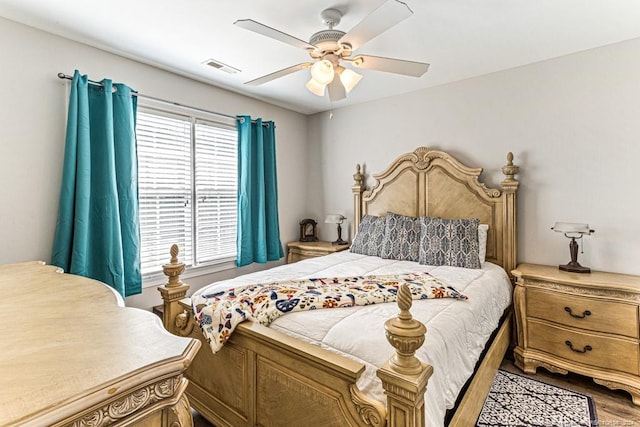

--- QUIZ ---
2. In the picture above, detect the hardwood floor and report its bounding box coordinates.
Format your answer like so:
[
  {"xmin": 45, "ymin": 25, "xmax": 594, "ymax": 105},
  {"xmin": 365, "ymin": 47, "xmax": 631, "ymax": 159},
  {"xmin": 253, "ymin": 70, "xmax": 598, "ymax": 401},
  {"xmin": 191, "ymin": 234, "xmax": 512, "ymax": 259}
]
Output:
[{"xmin": 191, "ymin": 358, "xmax": 640, "ymax": 426}]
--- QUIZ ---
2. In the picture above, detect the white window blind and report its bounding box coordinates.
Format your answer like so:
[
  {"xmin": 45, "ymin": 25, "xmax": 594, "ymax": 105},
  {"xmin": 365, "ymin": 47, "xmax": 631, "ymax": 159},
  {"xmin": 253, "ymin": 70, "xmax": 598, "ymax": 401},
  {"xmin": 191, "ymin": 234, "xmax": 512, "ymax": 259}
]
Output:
[
  {"xmin": 194, "ymin": 121, "xmax": 237, "ymax": 263},
  {"xmin": 136, "ymin": 109, "xmax": 237, "ymax": 277}
]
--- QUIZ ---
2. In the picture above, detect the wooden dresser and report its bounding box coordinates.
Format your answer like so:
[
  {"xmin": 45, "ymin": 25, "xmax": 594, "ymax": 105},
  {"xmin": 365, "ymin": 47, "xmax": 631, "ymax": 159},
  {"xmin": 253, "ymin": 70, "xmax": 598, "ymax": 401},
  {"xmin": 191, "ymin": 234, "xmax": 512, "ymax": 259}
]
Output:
[
  {"xmin": 0, "ymin": 261, "xmax": 200, "ymax": 427},
  {"xmin": 512, "ymin": 263, "xmax": 640, "ymax": 405},
  {"xmin": 286, "ymin": 240, "xmax": 350, "ymax": 263}
]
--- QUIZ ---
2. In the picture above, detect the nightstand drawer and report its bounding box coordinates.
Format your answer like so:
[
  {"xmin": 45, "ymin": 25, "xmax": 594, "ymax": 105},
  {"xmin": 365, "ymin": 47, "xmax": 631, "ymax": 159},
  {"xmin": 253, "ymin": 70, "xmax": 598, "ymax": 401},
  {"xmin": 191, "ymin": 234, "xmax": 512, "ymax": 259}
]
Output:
[
  {"xmin": 288, "ymin": 248, "xmax": 323, "ymax": 263},
  {"xmin": 528, "ymin": 319, "xmax": 639, "ymax": 375},
  {"xmin": 527, "ymin": 288, "xmax": 639, "ymax": 339},
  {"xmin": 286, "ymin": 241, "xmax": 350, "ymax": 263}
]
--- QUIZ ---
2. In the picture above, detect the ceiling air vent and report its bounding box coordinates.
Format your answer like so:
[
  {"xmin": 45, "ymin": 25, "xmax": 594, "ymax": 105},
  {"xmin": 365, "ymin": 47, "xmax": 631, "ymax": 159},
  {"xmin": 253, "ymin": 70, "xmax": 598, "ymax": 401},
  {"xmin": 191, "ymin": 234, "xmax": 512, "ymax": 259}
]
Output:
[{"xmin": 203, "ymin": 58, "xmax": 240, "ymax": 74}]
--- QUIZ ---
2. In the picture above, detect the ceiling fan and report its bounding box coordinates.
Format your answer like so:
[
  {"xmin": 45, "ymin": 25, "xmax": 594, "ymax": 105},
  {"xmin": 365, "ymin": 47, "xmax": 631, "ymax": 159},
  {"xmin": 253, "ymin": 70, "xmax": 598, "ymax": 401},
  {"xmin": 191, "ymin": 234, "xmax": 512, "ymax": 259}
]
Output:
[{"xmin": 234, "ymin": 0, "xmax": 430, "ymax": 102}]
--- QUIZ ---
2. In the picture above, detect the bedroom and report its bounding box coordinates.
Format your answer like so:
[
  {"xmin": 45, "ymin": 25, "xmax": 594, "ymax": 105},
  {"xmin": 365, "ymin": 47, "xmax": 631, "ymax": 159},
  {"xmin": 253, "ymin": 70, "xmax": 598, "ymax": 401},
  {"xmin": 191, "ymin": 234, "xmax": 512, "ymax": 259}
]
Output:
[{"xmin": 0, "ymin": 0, "xmax": 639, "ymax": 426}]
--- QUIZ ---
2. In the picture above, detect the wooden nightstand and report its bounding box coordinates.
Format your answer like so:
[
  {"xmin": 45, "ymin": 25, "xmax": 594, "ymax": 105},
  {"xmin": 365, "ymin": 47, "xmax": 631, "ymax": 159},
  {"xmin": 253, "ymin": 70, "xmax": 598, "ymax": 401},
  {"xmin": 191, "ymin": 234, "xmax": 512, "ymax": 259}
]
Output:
[
  {"xmin": 286, "ymin": 241, "xmax": 350, "ymax": 263},
  {"xmin": 512, "ymin": 263, "xmax": 640, "ymax": 405}
]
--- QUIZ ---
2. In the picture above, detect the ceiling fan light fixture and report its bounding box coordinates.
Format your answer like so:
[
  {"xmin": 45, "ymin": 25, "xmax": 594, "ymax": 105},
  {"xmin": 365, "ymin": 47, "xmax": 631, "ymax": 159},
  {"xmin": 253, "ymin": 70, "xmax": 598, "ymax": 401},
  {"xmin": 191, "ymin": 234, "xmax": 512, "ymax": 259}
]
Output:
[
  {"xmin": 339, "ymin": 68, "xmax": 363, "ymax": 93},
  {"xmin": 305, "ymin": 78, "xmax": 326, "ymax": 96},
  {"xmin": 310, "ymin": 59, "xmax": 335, "ymax": 85}
]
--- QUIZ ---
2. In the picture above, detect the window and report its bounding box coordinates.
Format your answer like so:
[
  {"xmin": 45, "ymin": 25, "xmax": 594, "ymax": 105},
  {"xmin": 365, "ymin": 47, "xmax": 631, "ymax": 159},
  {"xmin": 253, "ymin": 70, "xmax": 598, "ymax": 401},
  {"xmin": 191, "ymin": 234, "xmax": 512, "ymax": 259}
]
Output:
[{"xmin": 136, "ymin": 105, "xmax": 237, "ymax": 278}]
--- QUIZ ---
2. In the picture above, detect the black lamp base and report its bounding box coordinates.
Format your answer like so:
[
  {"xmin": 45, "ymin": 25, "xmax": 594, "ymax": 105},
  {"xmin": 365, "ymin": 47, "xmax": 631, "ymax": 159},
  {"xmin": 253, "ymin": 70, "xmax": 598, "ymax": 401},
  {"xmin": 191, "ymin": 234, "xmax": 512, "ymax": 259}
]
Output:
[
  {"xmin": 332, "ymin": 223, "xmax": 348, "ymax": 246},
  {"xmin": 559, "ymin": 236, "xmax": 591, "ymax": 273},
  {"xmin": 559, "ymin": 261, "xmax": 591, "ymax": 273}
]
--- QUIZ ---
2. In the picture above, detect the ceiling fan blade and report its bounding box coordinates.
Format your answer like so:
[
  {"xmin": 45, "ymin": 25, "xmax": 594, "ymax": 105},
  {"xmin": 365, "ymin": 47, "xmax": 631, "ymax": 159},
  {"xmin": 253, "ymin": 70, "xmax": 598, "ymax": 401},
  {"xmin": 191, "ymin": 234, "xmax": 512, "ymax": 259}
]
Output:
[
  {"xmin": 245, "ymin": 63, "xmax": 313, "ymax": 86},
  {"xmin": 234, "ymin": 19, "xmax": 315, "ymax": 50},
  {"xmin": 351, "ymin": 55, "xmax": 429, "ymax": 77},
  {"xmin": 327, "ymin": 74, "xmax": 346, "ymax": 102},
  {"xmin": 338, "ymin": 0, "xmax": 413, "ymax": 51}
]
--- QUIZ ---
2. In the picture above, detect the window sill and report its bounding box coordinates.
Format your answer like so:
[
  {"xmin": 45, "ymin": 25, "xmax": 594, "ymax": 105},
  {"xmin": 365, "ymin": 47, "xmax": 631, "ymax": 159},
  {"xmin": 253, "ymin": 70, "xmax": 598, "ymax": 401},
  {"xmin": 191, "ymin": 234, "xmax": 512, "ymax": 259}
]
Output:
[{"xmin": 142, "ymin": 259, "xmax": 237, "ymax": 289}]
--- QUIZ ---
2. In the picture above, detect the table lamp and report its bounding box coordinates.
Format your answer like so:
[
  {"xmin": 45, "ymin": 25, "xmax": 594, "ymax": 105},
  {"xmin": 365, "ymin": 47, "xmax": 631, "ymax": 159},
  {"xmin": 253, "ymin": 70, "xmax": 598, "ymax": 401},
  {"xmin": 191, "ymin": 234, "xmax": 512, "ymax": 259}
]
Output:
[
  {"xmin": 551, "ymin": 222, "xmax": 595, "ymax": 273},
  {"xmin": 325, "ymin": 214, "xmax": 348, "ymax": 245}
]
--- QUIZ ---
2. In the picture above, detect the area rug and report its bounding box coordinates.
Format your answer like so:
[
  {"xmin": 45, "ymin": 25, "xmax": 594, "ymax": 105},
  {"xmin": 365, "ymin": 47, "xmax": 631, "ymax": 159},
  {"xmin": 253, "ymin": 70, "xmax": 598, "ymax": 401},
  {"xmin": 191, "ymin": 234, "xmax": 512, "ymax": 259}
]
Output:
[{"xmin": 476, "ymin": 369, "xmax": 597, "ymax": 426}]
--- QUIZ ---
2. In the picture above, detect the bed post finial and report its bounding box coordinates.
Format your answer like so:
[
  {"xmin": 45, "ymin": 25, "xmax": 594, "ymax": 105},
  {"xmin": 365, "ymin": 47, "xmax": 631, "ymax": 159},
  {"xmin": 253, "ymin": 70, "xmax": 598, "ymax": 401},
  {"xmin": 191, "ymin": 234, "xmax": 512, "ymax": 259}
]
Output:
[
  {"xmin": 352, "ymin": 163, "xmax": 365, "ymax": 239},
  {"xmin": 377, "ymin": 284, "xmax": 433, "ymax": 426},
  {"xmin": 163, "ymin": 244, "xmax": 185, "ymax": 288},
  {"xmin": 385, "ymin": 284, "xmax": 427, "ymax": 374},
  {"xmin": 353, "ymin": 164, "xmax": 364, "ymax": 186},
  {"xmin": 158, "ymin": 244, "xmax": 190, "ymax": 333},
  {"xmin": 501, "ymin": 152, "xmax": 519, "ymax": 189}
]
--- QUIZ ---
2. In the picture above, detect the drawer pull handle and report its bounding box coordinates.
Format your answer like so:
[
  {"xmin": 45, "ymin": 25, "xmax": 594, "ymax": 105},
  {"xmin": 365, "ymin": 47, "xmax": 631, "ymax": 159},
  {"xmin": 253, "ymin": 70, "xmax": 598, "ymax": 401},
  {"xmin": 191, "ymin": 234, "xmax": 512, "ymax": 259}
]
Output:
[
  {"xmin": 565, "ymin": 340, "xmax": 592, "ymax": 353},
  {"xmin": 564, "ymin": 306, "xmax": 591, "ymax": 319}
]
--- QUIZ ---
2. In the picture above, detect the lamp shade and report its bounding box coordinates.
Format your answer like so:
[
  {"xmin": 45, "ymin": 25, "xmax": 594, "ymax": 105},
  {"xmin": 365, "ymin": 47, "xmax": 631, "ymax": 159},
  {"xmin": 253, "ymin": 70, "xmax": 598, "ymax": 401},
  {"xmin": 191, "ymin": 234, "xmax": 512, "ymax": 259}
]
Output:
[
  {"xmin": 325, "ymin": 214, "xmax": 345, "ymax": 224},
  {"xmin": 551, "ymin": 222, "xmax": 594, "ymax": 236},
  {"xmin": 339, "ymin": 68, "xmax": 363, "ymax": 93},
  {"xmin": 306, "ymin": 78, "xmax": 326, "ymax": 96},
  {"xmin": 310, "ymin": 60, "xmax": 335, "ymax": 85}
]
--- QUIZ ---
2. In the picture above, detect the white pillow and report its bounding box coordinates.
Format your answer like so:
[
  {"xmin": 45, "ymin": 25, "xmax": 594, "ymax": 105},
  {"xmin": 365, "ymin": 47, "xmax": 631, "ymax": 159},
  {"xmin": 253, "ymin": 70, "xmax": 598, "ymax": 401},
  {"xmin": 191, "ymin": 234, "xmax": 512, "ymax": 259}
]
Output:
[{"xmin": 478, "ymin": 224, "xmax": 489, "ymax": 264}]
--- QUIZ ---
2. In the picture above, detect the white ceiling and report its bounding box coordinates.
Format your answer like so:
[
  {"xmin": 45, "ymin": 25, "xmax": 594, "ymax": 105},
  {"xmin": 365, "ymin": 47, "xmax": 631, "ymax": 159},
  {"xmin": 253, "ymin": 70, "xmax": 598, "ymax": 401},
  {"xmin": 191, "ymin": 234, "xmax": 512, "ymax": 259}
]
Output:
[{"xmin": 1, "ymin": 0, "xmax": 640, "ymax": 115}]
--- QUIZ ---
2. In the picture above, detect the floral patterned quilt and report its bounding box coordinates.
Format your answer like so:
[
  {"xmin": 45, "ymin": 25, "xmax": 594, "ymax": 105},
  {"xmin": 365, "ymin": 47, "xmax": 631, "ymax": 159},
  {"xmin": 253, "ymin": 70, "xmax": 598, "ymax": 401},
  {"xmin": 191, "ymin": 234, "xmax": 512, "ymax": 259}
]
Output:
[{"xmin": 192, "ymin": 272, "xmax": 468, "ymax": 353}]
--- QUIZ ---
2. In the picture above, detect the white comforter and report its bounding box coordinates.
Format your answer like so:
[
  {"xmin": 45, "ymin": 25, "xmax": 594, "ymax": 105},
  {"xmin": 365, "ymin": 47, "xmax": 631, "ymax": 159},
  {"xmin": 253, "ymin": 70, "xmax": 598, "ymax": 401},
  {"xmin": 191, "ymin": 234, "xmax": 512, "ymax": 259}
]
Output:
[{"xmin": 192, "ymin": 251, "xmax": 512, "ymax": 427}]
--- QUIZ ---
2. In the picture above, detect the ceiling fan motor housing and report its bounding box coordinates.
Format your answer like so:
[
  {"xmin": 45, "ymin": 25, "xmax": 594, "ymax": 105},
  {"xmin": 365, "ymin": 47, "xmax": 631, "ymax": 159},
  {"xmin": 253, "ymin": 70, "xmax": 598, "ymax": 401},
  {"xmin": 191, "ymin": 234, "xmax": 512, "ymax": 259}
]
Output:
[{"xmin": 309, "ymin": 30, "xmax": 351, "ymax": 59}]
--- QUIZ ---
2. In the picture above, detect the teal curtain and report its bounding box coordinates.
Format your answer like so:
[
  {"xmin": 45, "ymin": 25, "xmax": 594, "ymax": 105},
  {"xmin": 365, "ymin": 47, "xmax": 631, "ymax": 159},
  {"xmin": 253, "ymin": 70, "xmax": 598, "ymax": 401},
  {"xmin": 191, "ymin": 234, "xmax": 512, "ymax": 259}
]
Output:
[
  {"xmin": 236, "ymin": 116, "xmax": 284, "ymax": 267},
  {"xmin": 52, "ymin": 70, "xmax": 141, "ymax": 297}
]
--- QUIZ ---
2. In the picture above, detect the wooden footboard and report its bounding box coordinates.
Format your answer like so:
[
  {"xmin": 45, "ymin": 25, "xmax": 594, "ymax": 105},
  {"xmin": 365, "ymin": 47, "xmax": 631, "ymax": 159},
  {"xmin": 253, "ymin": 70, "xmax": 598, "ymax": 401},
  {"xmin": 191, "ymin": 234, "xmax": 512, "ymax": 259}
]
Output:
[{"xmin": 159, "ymin": 245, "xmax": 432, "ymax": 427}]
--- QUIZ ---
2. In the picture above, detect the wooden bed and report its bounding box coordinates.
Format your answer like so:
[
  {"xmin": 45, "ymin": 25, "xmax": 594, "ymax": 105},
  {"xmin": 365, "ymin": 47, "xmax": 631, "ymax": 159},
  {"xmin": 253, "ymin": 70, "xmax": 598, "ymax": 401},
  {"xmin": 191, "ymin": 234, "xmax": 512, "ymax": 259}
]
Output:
[{"xmin": 159, "ymin": 146, "xmax": 520, "ymax": 426}]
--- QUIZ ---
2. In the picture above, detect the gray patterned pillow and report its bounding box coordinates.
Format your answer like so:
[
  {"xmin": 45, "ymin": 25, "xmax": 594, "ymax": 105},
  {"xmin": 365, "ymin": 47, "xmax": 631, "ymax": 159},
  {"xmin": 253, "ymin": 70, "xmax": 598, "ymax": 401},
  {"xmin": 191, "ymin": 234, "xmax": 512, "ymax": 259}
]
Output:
[
  {"xmin": 380, "ymin": 212, "xmax": 421, "ymax": 261},
  {"xmin": 350, "ymin": 215, "xmax": 386, "ymax": 257},
  {"xmin": 419, "ymin": 217, "xmax": 481, "ymax": 269}
]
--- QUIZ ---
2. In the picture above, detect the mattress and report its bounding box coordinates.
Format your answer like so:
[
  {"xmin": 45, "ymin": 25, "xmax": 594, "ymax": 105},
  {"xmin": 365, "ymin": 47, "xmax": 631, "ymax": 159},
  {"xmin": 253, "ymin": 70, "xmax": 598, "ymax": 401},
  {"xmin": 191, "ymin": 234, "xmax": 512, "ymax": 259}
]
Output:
[{"xmin": 192, "ymin": 250, "xmax": 512, "ymax": 427}]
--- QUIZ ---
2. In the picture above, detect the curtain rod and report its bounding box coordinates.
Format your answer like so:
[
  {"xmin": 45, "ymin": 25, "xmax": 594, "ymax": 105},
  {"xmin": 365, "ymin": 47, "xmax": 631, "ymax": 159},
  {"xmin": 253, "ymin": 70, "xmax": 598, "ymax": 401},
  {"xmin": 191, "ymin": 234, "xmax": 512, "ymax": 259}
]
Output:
[{"xmin": 57, "ymin": 72, "xmax": 236, "ymax": 121}]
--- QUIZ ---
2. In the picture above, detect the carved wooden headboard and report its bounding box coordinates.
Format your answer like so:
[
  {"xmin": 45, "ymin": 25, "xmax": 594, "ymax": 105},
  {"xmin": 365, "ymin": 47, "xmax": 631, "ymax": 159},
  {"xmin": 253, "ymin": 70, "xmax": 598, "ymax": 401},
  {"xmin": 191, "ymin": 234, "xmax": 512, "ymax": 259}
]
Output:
[{"xmin": 352, "ymin": 147, "xmax": 520, "ymax": 277}]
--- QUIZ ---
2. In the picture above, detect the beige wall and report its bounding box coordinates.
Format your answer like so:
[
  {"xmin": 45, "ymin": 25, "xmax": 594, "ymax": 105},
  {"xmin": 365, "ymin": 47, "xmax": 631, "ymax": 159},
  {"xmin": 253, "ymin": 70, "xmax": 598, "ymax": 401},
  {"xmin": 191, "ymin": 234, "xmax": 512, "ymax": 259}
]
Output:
[
  {"xmin": 309, "ymin": 37, "xmax": 640, "ymax": 275},
  {"xmin": 3, "ymin": 14, "xmax": 640, "ymax": 313},
  {"xmin": 0, "ymin": 17, "xmax": 309, "ymax": 310}
]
